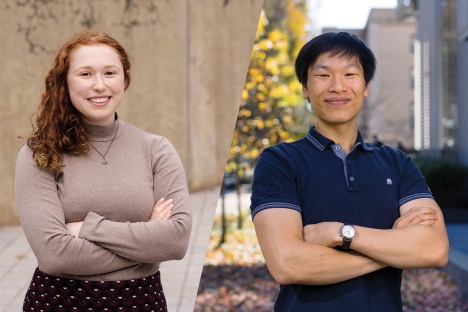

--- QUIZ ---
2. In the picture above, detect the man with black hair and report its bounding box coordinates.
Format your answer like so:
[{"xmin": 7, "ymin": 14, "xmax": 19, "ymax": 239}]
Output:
[{"xmin": 250, "ymin": 32, "xmax": 448, "ymax": 311}]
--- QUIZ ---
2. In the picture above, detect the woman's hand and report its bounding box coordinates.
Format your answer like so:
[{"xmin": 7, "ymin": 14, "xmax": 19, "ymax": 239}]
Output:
[
  {"xmin": 65, "ymin": 199, "xmax": 173, "ymax": 236},
  {"xmin": 148, "ymin": 198, "xmax": 174, "ymax": 222},
  {"xmin": 65, "ymin": 221, "xmax": 84, "ymax": 237}
]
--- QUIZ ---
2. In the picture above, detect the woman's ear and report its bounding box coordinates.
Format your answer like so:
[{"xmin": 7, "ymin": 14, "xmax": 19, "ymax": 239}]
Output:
[{"xmin": 124, "ymin": 70, "xmax": 131, "ymax": 89}]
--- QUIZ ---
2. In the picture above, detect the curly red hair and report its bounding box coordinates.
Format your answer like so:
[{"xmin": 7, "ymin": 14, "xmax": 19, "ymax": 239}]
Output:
[{"xmin": 27, "ymin": 29, "xmax": 131, "ymax": 172}]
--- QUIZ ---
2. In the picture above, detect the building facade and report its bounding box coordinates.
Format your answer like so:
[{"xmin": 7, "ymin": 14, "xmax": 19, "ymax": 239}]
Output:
[
  {"xmin": 398, "ymin": 0, "xmax": 459, "ymax": 160},
  {"xmin": 457, "ymin": 0, "xmax": 468, "ymax": 165}
]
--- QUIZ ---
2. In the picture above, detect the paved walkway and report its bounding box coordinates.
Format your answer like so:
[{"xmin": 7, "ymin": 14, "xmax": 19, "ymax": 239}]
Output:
[
  {"xmin": 444, "ymin": 223, "xmax": 468, "ymax": 299},
  {"xmin": 0, "ymin": 188, "xmax": 220, "ymax": 312}
]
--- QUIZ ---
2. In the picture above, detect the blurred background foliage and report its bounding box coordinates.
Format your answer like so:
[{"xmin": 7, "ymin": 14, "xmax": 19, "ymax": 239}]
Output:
[
  {"xmin": 413, "ymin": 157, "xmax": 468, "ymax": 209},
  {"xmin": 226, "ymin": 0, "xmax": 315, "ymax": 183}
]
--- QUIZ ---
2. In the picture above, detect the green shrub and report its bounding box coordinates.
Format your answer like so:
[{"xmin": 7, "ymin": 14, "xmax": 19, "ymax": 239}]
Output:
[{"xmin": 413, "ymin": 157, "xmax": 468, "ymax": 208}]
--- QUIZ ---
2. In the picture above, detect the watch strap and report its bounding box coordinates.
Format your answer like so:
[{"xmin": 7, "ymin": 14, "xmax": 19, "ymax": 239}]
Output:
[{"xmin": 341, "ymin": 238, "xmax": 352, "ymax": 249}]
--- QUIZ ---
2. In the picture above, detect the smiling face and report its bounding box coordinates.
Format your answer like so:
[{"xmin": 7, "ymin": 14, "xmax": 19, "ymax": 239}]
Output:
[
  {"xmin": 302, "ymin": 52, "xmax": 369, "ymax": 132},
  {"xmin": 67, "ymin": 44, "xmax": 126, "ymax": 126}
]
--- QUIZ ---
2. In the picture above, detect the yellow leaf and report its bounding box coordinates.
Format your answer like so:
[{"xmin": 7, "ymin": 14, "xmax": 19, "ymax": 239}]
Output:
[
  {"xmin": 241, "ymin": 89, "xmax": 249, "ymax": 100},
  {"xmin": 256, "ymin": 118, "xmax": 264, "ymax": 130},
  {"xmin": 281, "ymin": 65, "xmax": 295, "ymax": 77}
]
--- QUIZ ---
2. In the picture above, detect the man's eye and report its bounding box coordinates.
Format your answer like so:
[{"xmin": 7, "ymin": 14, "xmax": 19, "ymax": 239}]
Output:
[{"xmin": 345, "ymin": 73, "xmax": 356, "ymax": 76}]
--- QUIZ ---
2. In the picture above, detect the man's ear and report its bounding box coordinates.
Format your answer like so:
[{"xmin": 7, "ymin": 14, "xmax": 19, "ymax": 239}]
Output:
[
  {"xmin": 364, "ymin": 82, "xmax": 370, "ymax": 97},
  {"xmin": 302, "ymin": 84, "xmax": 309, "ymax": 99}
]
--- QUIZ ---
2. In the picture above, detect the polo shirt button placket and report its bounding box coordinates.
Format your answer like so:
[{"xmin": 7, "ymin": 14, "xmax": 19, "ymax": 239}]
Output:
[{"xmin": 347, "ymin": 158, "xmax": 358, "ymax": 191}]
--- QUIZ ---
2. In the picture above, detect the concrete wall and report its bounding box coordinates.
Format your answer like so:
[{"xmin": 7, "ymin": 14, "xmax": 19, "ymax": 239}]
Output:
[{"xmin": 0, "ymin": 0, "xmax": 263, "ymax": 225}]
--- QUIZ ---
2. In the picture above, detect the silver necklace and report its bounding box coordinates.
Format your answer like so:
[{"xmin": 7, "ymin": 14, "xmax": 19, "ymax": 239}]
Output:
[{"xmin": 89, "ymin": 122, "xmax": 120, "ymax": 165}]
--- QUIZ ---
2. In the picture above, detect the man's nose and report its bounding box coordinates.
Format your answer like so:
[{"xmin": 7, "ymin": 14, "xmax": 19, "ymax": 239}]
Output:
[{"xmin": 328, "ymin": 76, "xmax": 347, "ymax": 93}]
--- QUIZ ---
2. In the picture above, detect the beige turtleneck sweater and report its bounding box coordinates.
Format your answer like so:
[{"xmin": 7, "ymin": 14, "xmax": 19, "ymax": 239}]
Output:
[{"xmin": 15, "ymin": 119, "xmax": 191, "ymax": 281}]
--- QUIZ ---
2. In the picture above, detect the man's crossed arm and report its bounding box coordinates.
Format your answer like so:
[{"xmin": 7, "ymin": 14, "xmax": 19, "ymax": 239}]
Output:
[{"xmin": 253, "ymin": 198, "xmax": 449, "ymax": 286}]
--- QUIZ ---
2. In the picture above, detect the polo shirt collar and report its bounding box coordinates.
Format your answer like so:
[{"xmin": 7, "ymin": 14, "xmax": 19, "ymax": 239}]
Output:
[{"xmin": 304, "ymin": 126, "xmax": 374, "ymax": 152}]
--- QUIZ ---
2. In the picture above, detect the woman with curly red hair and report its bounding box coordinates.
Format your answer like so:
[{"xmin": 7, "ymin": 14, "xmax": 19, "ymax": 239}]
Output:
[{"xmin": 15, "ymin": 29, "xmax": 191, "ymax": 311}]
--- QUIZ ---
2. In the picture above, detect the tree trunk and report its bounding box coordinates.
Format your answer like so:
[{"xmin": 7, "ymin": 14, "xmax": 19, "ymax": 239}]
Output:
[{"xmin": 218, "ymin": 182, "xmax": 226, "ymax": 247}]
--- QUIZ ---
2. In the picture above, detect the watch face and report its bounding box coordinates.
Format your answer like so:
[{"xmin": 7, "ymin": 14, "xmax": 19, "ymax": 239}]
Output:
[{"xmin": 342, "ymin": 225, "xmax": 356, "ymax": 239}]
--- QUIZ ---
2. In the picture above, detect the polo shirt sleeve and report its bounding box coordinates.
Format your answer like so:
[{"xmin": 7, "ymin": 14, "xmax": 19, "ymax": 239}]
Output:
[
  {"xmin": 397, "ymin": 151, "xmax": 434, "ymax": 206},
  {"xmin": 250, "ymin": 145, "xmax": 302, "ymax": 219}
]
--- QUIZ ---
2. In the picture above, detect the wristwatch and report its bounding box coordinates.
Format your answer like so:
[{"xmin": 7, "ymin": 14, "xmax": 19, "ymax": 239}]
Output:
[{"xmin": 340, "ymin": 224, "xmax": 356, "ymax": 249}]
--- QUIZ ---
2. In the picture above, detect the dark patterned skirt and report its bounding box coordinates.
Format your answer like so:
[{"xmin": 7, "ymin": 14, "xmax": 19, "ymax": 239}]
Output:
[{"xmin": 23, "ymin": 267, "xmax": 167, "ymax": 311}]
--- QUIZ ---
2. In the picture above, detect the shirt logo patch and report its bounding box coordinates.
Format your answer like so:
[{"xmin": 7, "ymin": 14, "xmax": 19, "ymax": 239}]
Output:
[
  {"xmin": 258, "ymin": 171, "xmax": 285, "ymax": 197},
  {"xmin": 387, "ymin": 178, "xmax": 392, "ymax": 185}
]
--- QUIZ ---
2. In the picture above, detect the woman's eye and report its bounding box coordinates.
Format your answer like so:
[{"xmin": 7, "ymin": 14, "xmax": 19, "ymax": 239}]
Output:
[
  {"xmin": 105, "ymin": 71, "xmax": 116, "ymax": 75},
  {"xmin": 80, "ymin": 72, "xmax": 91, "ymax": 77}
]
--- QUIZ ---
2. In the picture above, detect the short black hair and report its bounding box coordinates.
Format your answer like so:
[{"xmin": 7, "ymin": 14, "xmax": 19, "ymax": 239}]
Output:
[{"xmin": 295, "ymin": 32, "xmax": 376, "ymax": 86}]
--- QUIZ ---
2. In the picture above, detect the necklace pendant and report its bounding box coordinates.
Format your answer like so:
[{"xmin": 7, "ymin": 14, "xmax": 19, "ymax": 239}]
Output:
[{"xmin": 101, "ymin": 158, "xmax": 108, "ymax": 165}]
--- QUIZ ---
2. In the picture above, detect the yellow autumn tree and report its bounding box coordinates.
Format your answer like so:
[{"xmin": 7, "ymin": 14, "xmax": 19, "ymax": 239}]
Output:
[{"xmin": 226, "ymin": 1, "xmax": 312, "ymax": 183}]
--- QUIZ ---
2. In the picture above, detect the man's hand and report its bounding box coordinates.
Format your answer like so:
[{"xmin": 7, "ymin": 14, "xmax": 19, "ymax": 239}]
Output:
[
  {"xmin": 255, "ymin": 208, "xmax": 388, "ymax": 285},
  {"xmin": 148, "ymin": 198, "xmax": 174, "ymax": 222},
  {"xmin": 350, "ymin": 198, "xmax": 448, "ymax": 269},
  {"xmin": 392, "ymin": 207, "xmax": 438, "ymax": 229},
  {"xmin": 302, "ymin": 222, "xmax": 342, "ymax": 247},
  {"xmin": 303, "ymin": 207, "xmax": 439, "ymax": 246}
]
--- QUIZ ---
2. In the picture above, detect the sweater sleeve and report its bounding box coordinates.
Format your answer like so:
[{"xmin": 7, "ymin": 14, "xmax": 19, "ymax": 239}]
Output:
[
  {"xmin": 78, "ymin": 137, "xmax": 192, "ymax": 263},
  {"xmin": 15, "ymin": 145, "xmax": 138, "ymax": 276}
]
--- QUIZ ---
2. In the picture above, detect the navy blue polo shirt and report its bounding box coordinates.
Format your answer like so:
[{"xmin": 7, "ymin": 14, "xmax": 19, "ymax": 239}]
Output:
[{"xmin": 251, "ymin": 127, "xmax": 433, "ymax": 312}]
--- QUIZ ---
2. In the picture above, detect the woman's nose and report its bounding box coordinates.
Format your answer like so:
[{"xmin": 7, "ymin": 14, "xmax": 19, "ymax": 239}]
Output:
[{"xmin": 92, "ymin": 76, "xmax": 106, "ymax": 91}]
